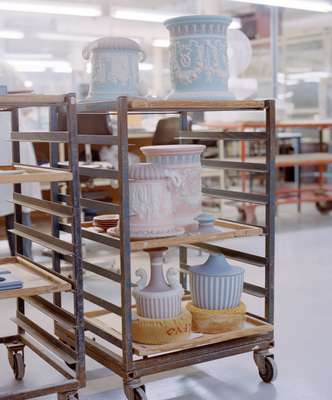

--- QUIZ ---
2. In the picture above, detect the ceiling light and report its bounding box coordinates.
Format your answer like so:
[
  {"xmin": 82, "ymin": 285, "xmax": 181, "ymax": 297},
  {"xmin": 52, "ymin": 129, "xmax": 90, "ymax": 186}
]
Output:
[
  {"xmin": 139, "ymin": 63, "xmax": 154, "ymax": 71},
  {"xmin": 4, "ymin": 52, "xmax": 52, "ymax": 59},
  {"xmin": 37, "ymin": 32, "xmax": 100, "ymax": 42},
  {"xmin": 0, "ymin": 1, "xmax": 102, "ymax": 17},
  {"xmin": 0, "ymin": 30, "xmax": 24, "ymax": 39},
  {"xmin": 6, "ymin": 59, "xmax": 72, "ymax": 73},
  {"xmin": 152, "ymin": 39, "xmax": 170, "ymax": 48},
  {"xmin": 24, "ymin": 80, "xmax": 33, "ymax": 88},
  {"xmin": 112, "ymin": 8, "xmax": 178, "ymax": 23},
  {"xmin": 228, "ymin": 0, "xmax": 332, "ymax": 13}
]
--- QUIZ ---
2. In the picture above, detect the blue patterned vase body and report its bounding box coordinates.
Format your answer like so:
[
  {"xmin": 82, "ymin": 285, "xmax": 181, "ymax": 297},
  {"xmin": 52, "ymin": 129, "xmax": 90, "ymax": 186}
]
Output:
[
  {"xmin": 83, "ymin": 37, "xmax": 143, "ymax": 101},
  {"xmin": 164, "ymin": 15, "xmax": 233, "ymax": 100}
]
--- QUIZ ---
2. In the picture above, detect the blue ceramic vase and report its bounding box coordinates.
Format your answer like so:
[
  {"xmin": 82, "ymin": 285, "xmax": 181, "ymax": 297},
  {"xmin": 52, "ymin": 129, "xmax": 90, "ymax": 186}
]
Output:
[
  {"xmin": 82, "ymin": 37, "xmax": 144, "ymax": 101},
  {"xmin": 164, "ymin": 15, "xmax": 234, "ymax": 100}
]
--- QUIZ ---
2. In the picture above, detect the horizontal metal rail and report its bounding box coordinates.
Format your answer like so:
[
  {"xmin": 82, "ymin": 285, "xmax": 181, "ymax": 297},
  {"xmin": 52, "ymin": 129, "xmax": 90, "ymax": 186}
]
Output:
[
  {"xmin": 83, "ymin": 291, "xmax": 122, "ymax": 316},
  {"xmin": 202, "ymin": 187, "xmax": 268, "ymax": 204},
  {"xmin": 21, "ymin": 334, "xmax": 75, "ymax": 379},
  {"xmin": 58, "ymin": 194, "xmax": 120, "ymax": 214},
  {"xmin": 190, "ymin": 243, "xmax": 267, "ymax": 267},
  {"xmin": 24, "ymin": 296, "xmax": 75, "ymax": 330},
  {"xmin": 63, "ymin": 255, "xmax": 121, "ymax": 283},
  {"xmin": 178, "ymin": 130, "xmax": 266, "ymax": 141},
  {"xmin": 0, "ymin": 379, "xmax": 79, "ymax": 400},
  {"xmin": 12, "ymin": 193, "xmax": 72, "ymax": 218},
  {"xmin": 202, "ymin": 159, "xmax": 267, "ymax": 173},
  {"xmin": 79, "ymin": 166, "xmax": 119, "ymax": 180},
  {"xmin": 11, "ymin": 223, "xmax": 73, "ymax": 255},
  {"xmin": 60, "ymin": 223, "xmax": 120, "ymax": 249},
  {"xmin": 84, "ymin": 319, "xmax": 123, "ymax": 349},
  {"xmin": 11, "ymin": 131, "xmax": 69, "ymax": 143},
  {"xmin": 13, "ymin": 312, "xmax": 77, "ymax": 364},
  {"xmin": 77, "ymin": 134, "xmax": 118, "ymax": 145},
  {"xmin": 243, "ymin": 282, "xmax": 267, "ymax": 298}
]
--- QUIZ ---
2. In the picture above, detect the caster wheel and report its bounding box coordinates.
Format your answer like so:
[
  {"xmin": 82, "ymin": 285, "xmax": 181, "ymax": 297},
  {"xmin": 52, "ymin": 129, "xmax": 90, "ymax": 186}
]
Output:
[
  {"xmin": 315, "ymin": 201, "xmax": 332, "ymax": 214},
  {"xmin": 13, "ymin": 352, "xmax": 25, "ymax": 381},
  {"xmin": 258, "ymin": 357, "xmax": 278, "ymax": 383},
  {"xmin": 134, "ymin": 386, "xmax": 147, "ymax": 400}
]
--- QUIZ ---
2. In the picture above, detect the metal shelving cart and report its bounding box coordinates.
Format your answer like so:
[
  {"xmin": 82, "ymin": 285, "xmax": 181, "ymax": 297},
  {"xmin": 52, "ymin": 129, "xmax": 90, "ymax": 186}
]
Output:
[
  {"xmin": 56, "ymin": 97, "xmax": 276, "ymax": 400},
  {"xmin": 0, "ymin": 93, "xmax": 85, "ymax": 400}
]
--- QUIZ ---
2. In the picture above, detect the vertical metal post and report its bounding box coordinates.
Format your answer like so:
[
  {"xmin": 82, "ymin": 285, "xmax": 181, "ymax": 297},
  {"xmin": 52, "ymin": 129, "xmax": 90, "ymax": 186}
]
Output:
[
  {"xmin": 65, "ymin": 93, "xmax": 86, "ymax": 384},
  {"xmin": 49, "ymin": 106, "xmax": 62, "ymax": 307},
  {"xmin": 117, "ymin": 96, "xmax": 133, "ymax": 368},
  {"xmin": 270, "ymin": 6, "xmax": 279, "ymax": 99},
  {"xmin": 179, "ymin": 111, "xmax": 189, "ymax": 290},
  {"xmin": 265, "ymin": 100, "xmax": 276, "ymax": 324}
]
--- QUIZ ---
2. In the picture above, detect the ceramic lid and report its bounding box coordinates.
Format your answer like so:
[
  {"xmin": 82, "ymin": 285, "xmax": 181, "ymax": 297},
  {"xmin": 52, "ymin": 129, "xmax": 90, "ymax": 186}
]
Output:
[
  {"xmin": 141, "ymin": 144, "xmax": 206, "ymax": 157},
  {"xmin": 190, "ymin": 254, "xmax": 244, "ymax": 277},
  {"xmin": 82, "ymin": 37, "xmax": 142, "ymax": 59},
  {"xmin": 129, "ymin": 163, "xmax": 167, "ymax": 180},
  {"xmin": 195, "ymin": 213, "xmax": 215, "ymax": 224}
]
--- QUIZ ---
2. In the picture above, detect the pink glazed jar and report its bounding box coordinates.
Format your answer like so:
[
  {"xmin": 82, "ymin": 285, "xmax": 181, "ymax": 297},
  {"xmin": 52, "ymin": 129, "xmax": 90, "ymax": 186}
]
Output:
[{"xmin": 141, "ymin": 145, "xmax": 205, "ymax": 231}]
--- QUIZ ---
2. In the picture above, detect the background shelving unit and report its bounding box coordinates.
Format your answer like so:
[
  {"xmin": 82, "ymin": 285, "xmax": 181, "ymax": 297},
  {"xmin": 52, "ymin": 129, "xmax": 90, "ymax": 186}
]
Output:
[
  {"xmin": 0, "ymin": 94, "xmax": 85, "ymax": 400},
  {"xmin": 55, "ymin": 97, "xmax": 276, "ymax": 400}
]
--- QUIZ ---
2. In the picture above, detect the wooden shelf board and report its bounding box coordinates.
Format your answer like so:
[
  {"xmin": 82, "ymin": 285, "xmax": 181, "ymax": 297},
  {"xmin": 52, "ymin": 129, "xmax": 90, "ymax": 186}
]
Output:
[
  {"xmin": 0, "ymin": 256, "xmax": 71, "ymax": 299},
  {"xmin": 85, "ymin": 308, "xmax": 273, "ymax": 357},
  {"xmin": 81, "ymin": 219, "xmax": 262, "ymax": 251},
  {"xmin": 0, "ymin": 94, "xmax": 66, "ymax": 109},
  {"xmin": 0, "ymin": 165, "xmax": 72, "ymax": 184}
]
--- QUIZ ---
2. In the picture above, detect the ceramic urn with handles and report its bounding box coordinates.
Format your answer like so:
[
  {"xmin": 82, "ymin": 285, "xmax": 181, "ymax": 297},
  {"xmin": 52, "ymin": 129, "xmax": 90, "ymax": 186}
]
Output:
[
  {"xmin": 82, "ymin": 36, "xmax": 144, "ymax": 101},
  {"xmin": 189, "ymin": 253, "xmax": 244, "ymax": 310},
  {"xmin": 164, "ymin": 15, "xmax": 234, "ymax": 100}
]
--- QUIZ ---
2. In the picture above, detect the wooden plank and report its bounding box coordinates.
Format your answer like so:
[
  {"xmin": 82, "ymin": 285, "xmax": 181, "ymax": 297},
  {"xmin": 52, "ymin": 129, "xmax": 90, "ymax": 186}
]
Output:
[
  {"xmin": 88, "ymin": 310, "xmax": 273, "ymax": 357},
  {"xmin": 11, "ymin": 223, "xmax": 73, "ymax": 255},
  {"xmin": 128, "ymin": 99, "xmax": 266, "ymax": 111},
  {"xmin": 0, "ymin": 164, "xmax": 73, "ymax": 184},
  {"xmin": 58, "ymin": 194, "xmax": 120, "ymax": 214},
  {"xmin": 21, "ymin": 334, "xmax": 75, "ymax": 379},
  {"xmin": 12, "ymin": 193, "xmax": 72, "ymax": 218},
  {"xmin": 0, "ymin": 94, "xmax": 66, "ymax": 107},
  {"xmin": 11, "ymin": 131, "xmax": 69, "ymax": 143},
  {"xmin": 13, "ymin": 312, "xmax": 77, "ymax": 364},
  {"xmin": 243, "ymin": 282, "xmax": 267, "ymax": 298},
  {"xmin": 84, "ymin": 291, "xmax": 122, "ymax": 316},
  {"xmin": 126, "ymin": 219, "xmax": 262, "ymax": 252},
  {"xmin": 0, "ymin": 256, "xmax": 71, "ymax": 299},
  {"xmin": 79, "ymin": 166, "xmax": 119, "ymax": 179}
]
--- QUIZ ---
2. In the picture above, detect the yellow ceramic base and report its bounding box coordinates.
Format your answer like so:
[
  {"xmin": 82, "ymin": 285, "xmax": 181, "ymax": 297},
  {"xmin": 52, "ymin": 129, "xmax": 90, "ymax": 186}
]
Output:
[
  {"xmin": 132, "ymin": 309, "xmax": 192, "ymax": 345},
  {"xmin": 186, "ymin": 302, "xmax": 246, "ymax": 334}
]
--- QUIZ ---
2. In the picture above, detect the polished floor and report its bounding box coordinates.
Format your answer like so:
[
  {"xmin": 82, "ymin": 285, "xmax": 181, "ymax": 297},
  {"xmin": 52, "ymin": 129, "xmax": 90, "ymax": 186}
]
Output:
[{"xmin": 0, "ymin": 203, "xmax": 331, "ymax": 399}]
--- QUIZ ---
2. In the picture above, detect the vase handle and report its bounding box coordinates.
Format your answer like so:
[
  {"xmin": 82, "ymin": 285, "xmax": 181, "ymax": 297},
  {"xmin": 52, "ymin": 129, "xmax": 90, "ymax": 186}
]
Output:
[
  {"xmin": 166, "ymin": 267, "xmax": 183, "ymax": 291},
  {"xmin": 135, "ymin": 268, "xmax": 148, "ymax": 290},
  {"xmin": 164, "ymin": 169, "xmax": 182, "ymax": 188}
]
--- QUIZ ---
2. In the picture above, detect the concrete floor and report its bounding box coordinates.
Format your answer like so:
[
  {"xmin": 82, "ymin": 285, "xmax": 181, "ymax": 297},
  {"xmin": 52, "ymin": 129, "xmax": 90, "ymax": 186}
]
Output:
[{"xmin": 0, "ymin": 203, "xmax": 331, "ymax": 399}]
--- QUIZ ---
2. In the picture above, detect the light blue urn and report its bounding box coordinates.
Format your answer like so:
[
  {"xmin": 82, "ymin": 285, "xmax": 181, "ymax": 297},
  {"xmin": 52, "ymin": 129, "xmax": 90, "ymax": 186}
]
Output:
[
  {"xmin": 164, "ymin": 15, "xmax": 234, "ymax": 100},
  {"xmin": 82, "ymin": 37, "xmax": 144, "ymax": 101}
]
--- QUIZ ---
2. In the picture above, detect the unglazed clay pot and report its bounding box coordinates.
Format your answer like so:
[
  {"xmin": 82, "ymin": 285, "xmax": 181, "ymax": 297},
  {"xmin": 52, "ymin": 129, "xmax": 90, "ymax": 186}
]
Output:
[
  {"xmin": 164, "ymin": 15, "xmax": 234, "ymax": 100},
  {"xmin": 128, "ymin": 163, "xmax": 183, "ymax": 238},
  {"xmin": 189, "ymin": 254, "xmax": 244, "ymax": 310},
  {"xmin": 133, "ymin": 249, "xmax": 184, "ymax": 319},
  {"xmin": 141, "ymin": 145, "xmax": 205, "ymax": 231},
  {"xmin": 82, "ymin": 37, "xmax": 144, "ymax": 101}
]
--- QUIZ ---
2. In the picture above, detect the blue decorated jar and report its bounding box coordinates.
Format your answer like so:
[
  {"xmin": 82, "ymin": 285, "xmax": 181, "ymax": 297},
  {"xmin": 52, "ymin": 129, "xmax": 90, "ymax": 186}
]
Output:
[
  {"xmin": 164, "ymin": 15, "xmax": 234, "ymax": 100},
  {"xmin": 82, "ymin": 37, "xmax": 144, "ymax": 101}
]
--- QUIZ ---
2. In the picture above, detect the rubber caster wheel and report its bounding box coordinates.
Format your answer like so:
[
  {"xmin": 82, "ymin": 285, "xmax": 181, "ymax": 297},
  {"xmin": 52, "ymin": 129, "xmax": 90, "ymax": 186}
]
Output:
[
  {"xmin": 258, "ymin": 357, "xmax": 278, "ymax": 383},
  {"xmin": 315, "ymin": 201, "xmax": 332, "ymax": 214},
  {"xmin": 134, "ymin": 386, "xmax": 147, "ymax": 400},
  {"xmin": 13, "ymin": 352, "xmax": 25, "ymax": 381}
]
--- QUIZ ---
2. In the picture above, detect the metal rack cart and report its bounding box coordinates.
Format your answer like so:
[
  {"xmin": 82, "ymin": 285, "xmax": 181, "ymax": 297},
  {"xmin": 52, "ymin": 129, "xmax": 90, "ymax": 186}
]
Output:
[
  {"xmin": 0, "ymin": 94, "xmax": 85, "ymax": 400},
  {"xmin": 56, "ymin": 97, "xmax": 276, "ymax": 400}
]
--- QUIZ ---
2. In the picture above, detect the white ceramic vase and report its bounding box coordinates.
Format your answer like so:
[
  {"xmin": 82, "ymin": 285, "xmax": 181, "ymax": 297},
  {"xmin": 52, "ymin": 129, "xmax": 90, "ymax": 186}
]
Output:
[
  {"xmin": 141, "ymin": 145, "xmax": 205, "ymax": 231},
  {"xmin": 133, "ymin": 249, "xmax": 184, "ymax": 319}
]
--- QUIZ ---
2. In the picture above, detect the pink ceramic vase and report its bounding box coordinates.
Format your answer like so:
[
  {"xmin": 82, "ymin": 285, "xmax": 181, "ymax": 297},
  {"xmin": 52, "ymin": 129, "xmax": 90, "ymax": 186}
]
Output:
[{"xmin": 141, "ymin": 145, "xmax": 205, "ymax": 231}]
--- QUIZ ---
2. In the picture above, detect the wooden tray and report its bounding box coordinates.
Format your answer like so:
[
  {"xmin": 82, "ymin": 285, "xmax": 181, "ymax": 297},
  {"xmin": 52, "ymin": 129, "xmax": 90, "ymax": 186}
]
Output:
[
  {"xmin": 81, "ymin": 219, "xmax": 262, "ymax": 252},
  {"xmin": 85, "ymin": 307, "xmax": 273, "ymax": 357},
  {"xmin": 0, "ymin": 165, "xmax": 72, "ymax": 184},
  {"xmin": 0, "ymin": 256, "xmax": 71, "ymax": 299}
]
